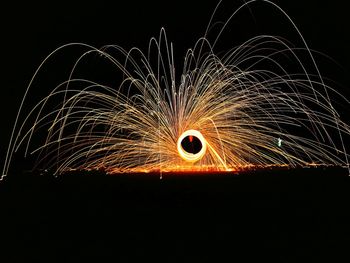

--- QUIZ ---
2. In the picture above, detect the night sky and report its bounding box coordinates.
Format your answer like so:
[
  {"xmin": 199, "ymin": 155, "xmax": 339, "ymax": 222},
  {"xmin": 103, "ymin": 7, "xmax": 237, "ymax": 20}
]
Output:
[{"xmin": 1, "ymin": 0, "xmax": 350, "ymax": 262}]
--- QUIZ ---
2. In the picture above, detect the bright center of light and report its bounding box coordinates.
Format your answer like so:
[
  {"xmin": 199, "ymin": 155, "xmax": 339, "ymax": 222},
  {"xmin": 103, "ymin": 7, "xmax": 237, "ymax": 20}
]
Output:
[{"xmin": 177, "ymin": 129, "xmax": 207, "ymax": 162}]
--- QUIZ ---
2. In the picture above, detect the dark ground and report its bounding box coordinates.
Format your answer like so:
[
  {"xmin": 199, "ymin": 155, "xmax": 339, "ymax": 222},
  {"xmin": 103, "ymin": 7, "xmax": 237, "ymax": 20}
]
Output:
[{"xmin": 0, "ymin": 167, "xmax": 349, "ymax": 262}]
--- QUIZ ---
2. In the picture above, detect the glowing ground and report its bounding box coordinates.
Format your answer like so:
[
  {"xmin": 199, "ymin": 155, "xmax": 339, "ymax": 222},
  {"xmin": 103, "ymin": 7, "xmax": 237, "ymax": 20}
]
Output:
[{"xmin": 62, "ymin": 163, "xmax": 345, "ymax": 177}]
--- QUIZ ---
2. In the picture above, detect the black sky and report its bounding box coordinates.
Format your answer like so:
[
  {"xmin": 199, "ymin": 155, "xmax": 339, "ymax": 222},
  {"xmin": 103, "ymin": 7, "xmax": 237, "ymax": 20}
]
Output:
[{"xmin": 1, "ymin": 0, "xmax": 350, "ymax": 157}]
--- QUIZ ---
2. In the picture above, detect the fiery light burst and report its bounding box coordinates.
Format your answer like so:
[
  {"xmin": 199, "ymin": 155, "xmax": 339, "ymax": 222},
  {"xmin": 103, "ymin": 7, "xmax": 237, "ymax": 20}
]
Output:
[{"xmin": 2, "ymin": 1, "xmax": 350, "ymax": 178}]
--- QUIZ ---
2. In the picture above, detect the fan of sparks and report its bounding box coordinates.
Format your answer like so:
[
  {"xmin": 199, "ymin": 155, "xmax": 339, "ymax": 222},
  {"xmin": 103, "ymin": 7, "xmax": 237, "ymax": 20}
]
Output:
[{"xmin": 2, "ymin": 5, "xmax": 350, "ymax": 177}]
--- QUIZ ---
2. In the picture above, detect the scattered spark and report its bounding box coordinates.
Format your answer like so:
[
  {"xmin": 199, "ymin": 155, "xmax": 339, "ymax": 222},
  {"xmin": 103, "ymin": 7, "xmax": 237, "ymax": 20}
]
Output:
[{"xmin": 277, "ymin": 138, "xmax": 282, "ymax": 148}]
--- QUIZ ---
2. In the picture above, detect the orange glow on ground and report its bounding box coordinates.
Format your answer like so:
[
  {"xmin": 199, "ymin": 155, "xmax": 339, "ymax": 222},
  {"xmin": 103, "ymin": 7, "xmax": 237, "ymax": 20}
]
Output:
[
  {"xmin": 59, "ymin": 163, "xmax": 346, "ymax": 179},
  {"xmin": 105, "ymin": 164, "xmax": 289, "ymax": 174},
  {"xmin": 66, "ymin": 163, "xmax": 336, "ymax": 175}
]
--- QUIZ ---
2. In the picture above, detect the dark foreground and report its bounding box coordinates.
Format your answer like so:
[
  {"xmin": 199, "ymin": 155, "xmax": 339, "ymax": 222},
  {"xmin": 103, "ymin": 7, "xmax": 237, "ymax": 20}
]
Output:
[{"xmin": 0, "ymin": 167, "xmax": 349, "ymax": 262}]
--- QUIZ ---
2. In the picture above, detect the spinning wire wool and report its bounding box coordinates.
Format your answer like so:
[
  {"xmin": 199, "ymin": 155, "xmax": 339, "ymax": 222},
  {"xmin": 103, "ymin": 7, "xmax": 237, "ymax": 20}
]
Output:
[{"xmin": 2, "ymin": 0, "xmax": 350, "ymax": 178}]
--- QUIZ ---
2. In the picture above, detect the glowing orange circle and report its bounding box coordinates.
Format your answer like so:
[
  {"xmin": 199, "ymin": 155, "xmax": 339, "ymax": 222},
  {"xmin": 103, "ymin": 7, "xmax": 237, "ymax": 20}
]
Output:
[{"xmin": 177, "ymin": 130, "xmax": 207, "ymax": 162}]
